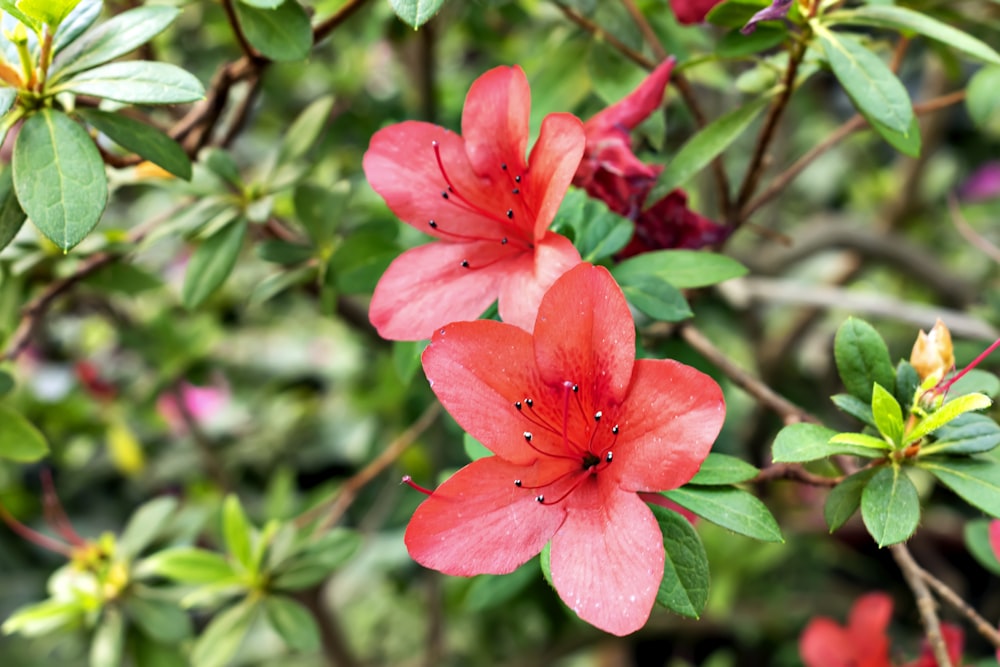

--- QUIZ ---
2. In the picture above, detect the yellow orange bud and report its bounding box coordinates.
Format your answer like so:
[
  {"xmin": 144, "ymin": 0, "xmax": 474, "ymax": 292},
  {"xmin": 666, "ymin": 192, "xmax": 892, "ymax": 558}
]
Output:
[
  {"xmin": 134, "ymin": 161, "xmax": 174, "ymax": 180},
  {"xmin": 910, "ymin": 319, "xmax": 955, "ymax": 381}
]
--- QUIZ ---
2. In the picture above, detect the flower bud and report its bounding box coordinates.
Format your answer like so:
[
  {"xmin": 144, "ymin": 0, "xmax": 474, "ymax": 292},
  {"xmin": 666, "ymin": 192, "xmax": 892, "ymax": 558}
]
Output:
[{"xmin": 910, "ymin": 319, "xmax": 955, "ymax": 381}]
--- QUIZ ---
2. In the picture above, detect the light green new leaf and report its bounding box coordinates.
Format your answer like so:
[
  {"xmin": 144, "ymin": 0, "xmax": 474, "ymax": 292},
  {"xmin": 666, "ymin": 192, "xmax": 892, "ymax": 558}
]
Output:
[
  {"xmin": 648, "ymin": 504, "xmax": 710, "ymax": 618},
  {"xmin": 0, "ymin": 164, "xmax": 27, "ymax": 252},
  {"xmin": 190, "ymin": 600, "xmax": 258, "ymax": 667},
  {"xmin": 650, "ymin": 95, "xmax": 770, "ymax": 199},
  {"xmin": 137, "ymin": 547, "xmax": 236, "ymax": 584},
  {"xmin": 50, "ymin": 6, "xmax": 180, "ymax": 79},
  {"xmin": 814, "ymin": 25, "xmax": 914, "ymax": 136},
  {"xmin": 920, "ymin": 457, "xmax": 1000, "ymax": 518},
  {"xmin": 276, "ymin": 95, "xmax": 335, "ymax": 166},
  {"xmin": 118, "ymin": 496, "xmax": 178, "ymax": 560},
  {"xmin": 89, "ymin": 607, "xmax": 125, "ymax": 667},
  {"xmin": 55, "ymin": 61, "xmax": 204, "ymax": 105},
  {"xmin": 223, "ymin": 495, "xmax": 255, "ymax": 572},
  {"xmin": 233, "ymin": 0, "xmax": 312, "ymax": 62},
  {"xmin": 16, "ymin": 0, "xmax": 81, "ymax": 28},
  {"xmin": 872, "ymin": 383, "xmax": 904, "ymax": 446},
  {"xmin": 0, "ymin": 0, "xmax": 41, "ymax": 31},
  {"xmin": 907, "ymin": 393, "xmax": 992, "ymax": 443},
  {"xmin": 861, "ymin": 466, "xmax": 920, "ymax": 547},
  {"xmin": 182, "ymin": 218, "xmax": 248, "ymax": 309},
  {"xmin": 77, "ymin": 109, "xmax": 191, "ymax": 180},
  {"xmin": 388, "ymin": 0, "xmax": 445, "ymax": 28},
  {"xmin": 264, "ymin": 595, "xmax": 320, "ymax": 653},
  {"xmin": 239, "ymin": 0, "xmax": 283, "ymax": 7},
  {"xmin": 12, "ymin": 109, "xmax": 107, "ymax": 250},
  {"xmin": 828, "ymin": 431, "xmax": 892, "ymax": 452},
  {"xmin": 833, "ymin": 317, "xmax": 896, "ymax": 403},
  {"xmin": 2, "ymin": 598, "xmax": 82, "ymax": 636},
  {"xmin": 0, "ymin": 404, "xmax": 49, "ymax": 462},
  {"xmin": 125, "ymin": 594, "xmax": 192, "ymax": 644},
  {"xmin": 613, "ymin": 250, "xmax": 748, "ymax": 289},
  {"xmin": 51, "ymin": 0, "xmax": 101, "ymax": 53},
  {"xmin": 663, "ymin": 487, "xmax": 784, "ymax": 543},
  {"xmin": 825, "ymin": 468, "xmax": 877, "ymax": 532},
  {"xmin": 824, "ymin": 5, "xmax": 1000, "ymax": 65},
  {"xmin": 689, "ymin": 452, "xmax": 759, "ymax": 485}
]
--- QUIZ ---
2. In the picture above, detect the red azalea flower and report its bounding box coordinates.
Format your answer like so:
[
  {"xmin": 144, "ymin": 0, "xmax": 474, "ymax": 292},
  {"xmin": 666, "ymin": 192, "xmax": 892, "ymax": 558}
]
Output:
[
  {"xmin": 405, "ymin": 263, "xmax": 725, "ymax": 636},
  {"xmin": 363, "ymin": 65, "xmax": 585, "ymax": 340},
  {"xmin": 669, "ymin": 0, "xmax": 725, "ymax": 24},
  {"xmin": 800, "ymin": 592, "xmax": 894, "ymax": 667},
  {"xmin": 904, "ymin": 623, "xmax": 964, "ymax": 667},
  {"xmin": 619, "ymin": 189, "xmax": 731, "ymax": 257},
  {"xmin": 574, "ymin": 58, "xmax": 675, "ymax": 218},
  {"xmin": 990, "ymin": 519, "xmax": 1000, "ymax": 562}
]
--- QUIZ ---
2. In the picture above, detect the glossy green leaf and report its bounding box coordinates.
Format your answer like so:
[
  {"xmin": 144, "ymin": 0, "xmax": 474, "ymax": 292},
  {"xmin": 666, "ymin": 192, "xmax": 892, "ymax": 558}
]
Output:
[
  {"xmin": 51, "ymin": 6, "xmax": 180, "ymax": 79},
  {"xmin": 118, "ymin": 496, "xmax": 178, "ymax": 560},
  {"xmin": 825, "ymin": 468, "xmax": 877, "ymax": 532},
  {"xmin": 137, "ymin": 547, "xmax": 236, "ymax": 583},
  {"xmin": 833, "ymin": 317, "xmax": 896, "ymax": 403},
  {"xmin": 271, "ymin": 528, "xmax": 361, "ymax": 591},
  {"xmin": 223, "ymin": 495, "xmax": 255, "ymax": 571},
  {"xmin": 1, "ymin": 598, "xmax": 82, "ymax": 636},
  {"xmin": 815, "ymin": 26, "xmax": 914, "ymax": 135},
  {"xmin": 276, "ymin": 96, "xmax": 335, "ymax": 166},
  {"xmin": 921, "ymin": 457, "xmax": 1000, "ymax": 518},
  {"xmin": 84, "ymin": 262, "xmax": 163, "ymax": 296},
  {"xmin": 190, "ymin": 600, "xmax": 258, "ymax": 667},
  {"xmin": 182, "ymin": 218, "xmax": 248, "ymax": 309},
  {"xmin": 613, "ymin": 250, "xmax": 748, "ymax": 289},
  {"xmin": 948, "ymin": 369, "xmax": 1000, "ymax": 399},
  {"xmin": 967, "ymin": 66, "xmax": 1000, "ymax": 135},
  {"xmin": 872, "ymin": 383, "xmax": 904, "ymax": 446},
  {"xmin": 55, "ymin": 61, "xmax": 205, "ymax": 104},
  {"xmin": 17, "ymin": 0, "xmax": 81, "ymax": 27},
  {"xmin": 861, "ymin": 466, "xmax": 920, "ymax": 547},
  {"xmin": 690, "ymin": 453, "xmax": 758, "ymax": 485},
  {"xmin": 12, "ymin": 109, "xmax": 107, "ymax": 250},
  {"xmin": 907, "ymin": 393, "xmax": 992, "ymax": 443},
  {"xmin": 263, "ymin": 595, "xmax": 320, "ymax": 652},
  {"xmin": 125, "ymin": 594, "xmax": 192, "ymax": 643},
  {"xmin": 920, "ymin": 414, "xmax": 1000, "ymax": 456},
  {"xmin": 388, "ymin": 0, "xmax": 445, "ymax": 28},
  {"xmin": 463, "ymin": 560, "xmax": 538, "ymax": 612},
  {"xmin": 867, "ymin": 113, "xmax": 921, "ymax": 157},
  {"xmin": 830, "ymin": 393, "xmax": 876, "ymax": 428},
  {"xmin": 0, "ymin": 164, "xmax": 27, "ymax": 252},
  {"xmin": 825, "ymin": 5, "xmax": 1000, "ymax": 65},
  {"xmin": 964, "ymin": 519, "xmax": 1000, "ymax": 576},
  {"xmin": 51, "ymin": 0, "xmax": 101, "ymax": 53},
  {"xmin": 0, "ymin": 404, "xmax": 49, "ymax": 462},
  {"xmin": 552, "ymin": 188, "xmax": 634, "ymax": 263},
  {"xmin": 663, "ymin": 486, "xmax": 783, "ymax": 543},
  {"xmin": 233, "ymin": 0, "xmax": 312, "ymax": 62},
  {"xmin": 895, "ymin": 361, "xmax": 921, "ymax": 408},
  {"xmin": 717, "ymin": 25, "xmax": 787, "ymax": 58},
  {"xmin": 649, "ymin": 504, "xmax": 710, "ymax": 618},
  {"xmin": 620, "ymin": 274, "xmax": 693, "ymax": 322},
  {"xmin": 828, "ymin": 432, "xmax": 892, "ymax": 453},
  {"xmin": 650, "ymin": 95, "xmax": 770, "ymax": 198},
  {"xmin": 772, "ymin": 422, "xmax": 882, "ymax": 462},
  {"xmin": 706, "ymin": 0, "xmax": 770, "ymax": 28},
  {"xmin": 89, "ymin": 606, "xmax": 125, "ymax": 667},
  {"xmin": 76, "ymin": 108, "xmax": 191, "ymax": 180}
]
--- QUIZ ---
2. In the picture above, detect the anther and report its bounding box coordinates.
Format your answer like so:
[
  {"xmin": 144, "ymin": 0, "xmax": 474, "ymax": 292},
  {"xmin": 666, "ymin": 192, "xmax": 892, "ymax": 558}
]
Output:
[
  {"xmin": 514, "ymin": 401, "xmax": 522, "ymax": 410},
  {"xmin": 605, "ymin": 451, "xmax": 613, "ymax": 463},
  {"xmin": 571, "ymin": 384, "xmax": 579, "ymax": 393},
  {"xmin": 428, "ymin": 220, "xmax": 438, "ymax": 228},
  {"xmin": 506, "ymin": 209, "xmax": 514, "ymax": 219},
  {"xmin": 594, "ymin": 411, "xmax": 602, "ymax": 421},
  {"xmin": 441, "ymin": 191, "xmax": 449, "ymax": 199},
  {"xmin": 612, "ymin": 425, "xmax": 619, "ymax": 434},
  {"xmin": 535, "ymin": 495, "xmax": 544, "ymax": 503},
  {"xmin": 512, "ymin": 188, "xmax": 520, "ymax": 194},
  {"xmin": 523, "ymin": 432, "xmax": 532, "ymax": 442},
  {"xmin": 514, "ymin": 175, "xmax": 521, "ymax": 183},
  {"xmin": 460, "ymin": 260, "xmax": 470, "ymax": 268},
  {"xmin": 525, "ymin": 398, "xmax": 533, "ymax": 408},
  {"xmin": 514, "ymin": 479, "xmax": 522, "ymax": 487},
  {"xmin": 501, "ymin": 237, "xmax": 508, "ymax": 245},
  {"xmin": 501, "ymin": 163, "xmax": 508, "ymax": 170}
]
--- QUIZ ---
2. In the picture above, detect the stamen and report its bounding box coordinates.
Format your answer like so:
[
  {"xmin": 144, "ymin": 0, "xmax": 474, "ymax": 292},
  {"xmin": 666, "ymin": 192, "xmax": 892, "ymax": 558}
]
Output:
[
  {"xmin": 428, "ymin": 220, "xmax": 437, "ymax": 228},
  {"xmin": 512, "ymin": 188, "xmax": 519, "ymax": 195},
  {"xmin": 41, "ymin": 470, "xmax": 84, "ymax": 547},
  {"xmin": 401, "ymin": 475, "xmax": 433, "ymax": 496},
  {"xmin": 515, "ymin": 175, "xmax": 521, "ymax": 183},
  {"xmin": 501, "ymin": 163, "xmax": 508, "ymax": 170},
  {"xmin": 460, "ymin": 260, "xmax": 469, "ymax": 268},
  {"xmin": 506, "ymin": 209, "xmax": 514, "ymax": 219},
  {"xmin": 612, "ymin": 425, "xmax": 619, "ymax": 435},
  {"xmin": 514, "ymin": 401, "xmax": 522, "ymax": 410},
  {"xmin": 525, "ymin": 398, "xmax": 533, "ymax": 407},
  {"xmin": 501, "ymin": 238, "xmax": 508, "ymax": 245},
  {"xmin": 606, "ymin": 451, "xmax": 613, "ymax": 463},
  {"xmin": 594, "ymin": 411, "xmax": 602, "ymax": 421},
  {"xmin": 523, "ymin": 432, "xmax": 532, "ymax": 441}
]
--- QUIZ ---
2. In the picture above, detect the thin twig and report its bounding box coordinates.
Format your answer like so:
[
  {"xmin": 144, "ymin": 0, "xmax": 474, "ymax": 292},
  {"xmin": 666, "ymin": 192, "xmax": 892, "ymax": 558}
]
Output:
[
  {"xmin": 891, "ymin": 542, "xmax": 953, "ymax": 667},
  {"xmin": 221, "ymin": 0, "xmax": 258, "ymax": 60},
  {"xmin": 752, "ymin": 463, "xmax": 840, "ymax": 487},
  {"xmin": 949, "ymin": 193, "xmax": 1000, "ymax": 264},
  {"xmin": 296, "ymin": 586, "xmax": 360, "ymax": 667},
  {"xmin": 313, "ymin": 0, "xmax": 373, "ymax": 45},
  {"xmin": 678, "ymin": 324, "xmax": 819, "ymax": 424},
  {"xmin": 552, "ymin": 1, "xmax": 655, "ymax": 69},
  {"xmin": 917, "ymin": 566, "xmax": 1000, "ymax": 649},
  {"xmin": 297, "ymin": 403, "xmax": 442, "ymax": 531}
]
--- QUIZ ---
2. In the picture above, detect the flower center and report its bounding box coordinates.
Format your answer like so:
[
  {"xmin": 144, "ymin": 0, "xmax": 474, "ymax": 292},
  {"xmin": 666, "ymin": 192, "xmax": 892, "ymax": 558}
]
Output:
[
  {"xmin": 428, "ymin": 141, "xmax": 535, "ymax": 270},
  {"xmin": 511, "ymin": 381, "xmax": 619, "ymax": 506}
]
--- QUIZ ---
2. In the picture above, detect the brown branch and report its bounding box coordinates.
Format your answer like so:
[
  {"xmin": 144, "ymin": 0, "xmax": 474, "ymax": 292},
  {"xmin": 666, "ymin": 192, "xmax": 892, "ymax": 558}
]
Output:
[
  {"xmin": 552, "ymin": 1, "xmax": 656, "ymax": 69},
  {"xmin": 297, "ymin": 403, "xmax": 442, "ymax": 531},
  {"xmin": 891, "ymin": 542, "xmax": 953, "ymax": 667},
  {"xmin": 917, "ymin": 566, "xmax": 1000, "ymax": 650},
  {"xmin": 221, "ymin": 0, "xmax": 258, "ymax": 60},
  {"xmin": 678, "ymin": 324, "xmax": 819, "ymax": 425},
  {"xmin": 949, "ymin": 193, "xmax": 1000, "ymax": 264},
  {"xmin": 296, "ymin": 586, "xmax": 360, "ymax": 667},
  {"xmin": 313, "ymin": 0, "xmax": 373, "ymax": 45},
  {"xmin": 752, "ymin": 463, "xmax": 840, "ymax": 487}
]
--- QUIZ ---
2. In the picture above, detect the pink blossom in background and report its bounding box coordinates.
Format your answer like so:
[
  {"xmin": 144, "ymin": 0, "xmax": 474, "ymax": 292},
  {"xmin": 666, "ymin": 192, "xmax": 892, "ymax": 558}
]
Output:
[
  {"xmin": 668, "ymin": 0, "xmax": 724, "ymax": 25},
  {"xmin": 157, "ymin": 382, "xmax": 228, "ymax": 435},
  {"xmin": 960, "ymin": 162, "xmax": 1000, "ymax": 202}
]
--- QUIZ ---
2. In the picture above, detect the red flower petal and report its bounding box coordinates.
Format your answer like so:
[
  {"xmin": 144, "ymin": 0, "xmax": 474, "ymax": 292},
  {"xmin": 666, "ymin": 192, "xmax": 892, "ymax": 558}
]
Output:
[
  {"xmin": 585, "ymin": 58, "xmax": 674, "ymax": 135},
  {"xmin": 533, "ymin": 264, "xmax": 636, "ymax": 407},
  {"xmin": 800, "ymin": 618, "xmax": 856, "ymax": 667},
  {"xmin": 370, "ymin": 242, "xmax": 512, "ymax": 341},
  {"xmin": 549, "ymin": 478, "xmax": 664, "ymax": 636},
  {"xmin": 669, "ymin": 0, "xmax": 724, "ymax": 24},
  {"xmin": 404, "ymin": 457, "xmax": 567, "ymax": 575},
  {"xmin": 848, "ymin": 593, "xmax": 893, "ymax": 659},
  {"xmin": 613, "ymin": 358, "xmax": 725, "ymax": 492},
  {"xmin": 525, "ymin": 112, "xmax": 587, "ymax": 239},
  {"xmin": 990, "ymin": 519, "xmax": 1000, "ymax": 563},
  {"xmin": 496, "ymin": 231, "xmax": 581, "ymax": 332},
  {"xmin": 462, "ymin": 66, "xmax": 530, "ymax": 183}
]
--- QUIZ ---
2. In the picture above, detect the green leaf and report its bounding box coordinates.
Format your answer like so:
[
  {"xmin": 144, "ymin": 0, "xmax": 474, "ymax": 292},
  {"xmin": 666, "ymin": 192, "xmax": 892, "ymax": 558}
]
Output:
[
  {"xmin": 202, "ymin": 148, "xmax": 242, "ymax": 188},
  {"xmin": 137, "ymin": 547, "xmax": 237, "ymax": 584},
  {"xmin": 824, "ymin": 5, "xmax": 1000, "ymax": 65},
  {"xmin": 772, "ymin": 422, "xmax": 882, "ymax": 462},
  {"xmin": 125, "ymin": 594, "xmax": 192, "ymax": 644},
  {"xmin": 867, "ymin": 113, "xmax": 921, "ymax": 157},
  {"xmin": 964, "ymin": 519, "xmax": 1000, "ymax": 576},
  {"xmin": 860, "ymin": 465, "xmax": 920, "ymax": 547},
  {"xmin": 16, "ymin": 0, "xmax": 81, "ymax": 28},
  {"xmin": 50, "ymin": 6, "xmax": 180, "ymax": 79},
  {"xmin": 255, "ymin": 239, "xmax": 313, "ymax": 266},
  {"xmin": 0, "ymin": 1, "xmax": 41, "ymax": 31},
  {"xmin": 263, "ymin": 595, "xmax": 320, "ymax": 653},
  {"xmin": 293, "ymin": 183, "xmax": 348, "ymax": 247},
  {"xmin": 0, "ymin": 164, "xmax": 27, "ymax": 252},
  {"xmin": 223, "ymin": 495, "xmax": 255, "ymax": 572},
  {"xmin": 648, "ymin": 504, "xmax": 710, "ymax": 619},
  {"xmin": 84, "ymin": 262, "xmax": 164, "ymax": 296},
  {"xmin": 612, "ymin": 249, "xmax": 748, "ymax": 289},
  {"xmin": 920, "ymin": 414, "xmax": 1000, "ymax": 456},
  {"xmin": 182, "ymin": 218, "xmax": 248, "ymax": 309},
  {"xmin": 276, "ymin": 96, "xmax": 335, "ymax": 166},
  {"xmin": 55, "ymin": 61, "xmax": 205, "ymax": 105},
  {"xmin": 706, "ymin": 0, "xmax": 770, "ymax": 28},
  {"xmin": 12, "ymin": 109, "xmax": 108, "ymax": 250},
  {"xmin": 872, "ymin": 383, "xmax": 904, "ymax": 446},
  {"xmin": 717, "ymin": 25, "xmax": 787, "ymax": 58},
  {"xmin": 388, "ymin": 0, "xmax": 445, "ymax": 28},
  {"xmin": 233, "ymin": 0, "xmax": 312, "ymax": 62},
  {"xmin": 967, "ymin": 66, "xmax": 1000, "ymax": 135},
  {"xmin": 689, "ymin": 452, "xmax": 758, "ymax": 485},
  {"xmin": 824, "ymin": 468, "xmax": 877, "ymax": 532},
  {"xmin": 463, "ymin": 432, "xmax": 491, "ymax": 462},
  {"xmin": 663, "ymin": 486, "xmax": 783, "ymax": 543},
  {"xmin": 271, "ymin": 529, "xmax": 361, "ymax": 591},
  {"xmin": 833, "ymin": 317, "xmax": 896, "ymax": 403},
  {"xmin": 830, "ymin": 393, "xmax": 876, "ymax": 428},
  {"xmin": 948, "ymin": 369, "xmax": 1000, "ymax": 399},
  {"xmin": 190, "ymin": 600, "xmax": 258, "ymax": 667},
  {"xmin": 329, "ymin": 228, "xmax": 398, "ymax": 294},
  {"xmin": 552, "ymin": 188, "xmax": 634, "ymax": 263},
  {"xmin": 240, "ymin": 0, "xmax": 283, "ymax": 7},
  {"xmin": 89, "ymin": 606, "xmax": 125, "ymax": 667},
  {"xmin": 814, "ymin": 26, "xmax": 914, "ymax": 135},
  {"xmin": 463, "ymin": 561, "xmax": 538, "ymax": 612},
  {"xmin": 921, "ymin": 457, "xmax": 1000, "ymax": 518},
  {"xmin": 620, "ymin": 274, "xmax": 693, "ymax": 322},
  {"xmin": 895, "ymin": 360, "xmax": 921, "ymax": 408},
  {"xmin": 650, "ymin": 95, "xmax": 770, "ymax": 199},
  {"xmin": 907, "ymin": 393, "xmax": 992, "ymax": 443},
  {"xmin": 828, "ymin": 431, "xmax": 892, "ymax": 453},
  {"xmin": 248, "ymin": 265, "xmax": 316, "ymax": 307},
  {"xmin": 0, "ymin": 404, "xmax": 49, "ymax": 462},
  {"xmin": 51, "ymin": 0, "xmax": 101, "ymax": 53},
  {"xmin": 76, "ymin": 108, "xmax": 191, "ymax": 180},
  {"xmin": 1, "ymin": 598, "xmax": 83, "ymax": 636},
  {"xmin": 0, "ymin": 371, "xmax": 13, "ymax": 397},
  {"xmin": 118, "ymin": 496, "xmax": 178, "ymax": 560},
  {"xmin": 539, "ymin": 541, "xmax": 553, "ymax": 590}
]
